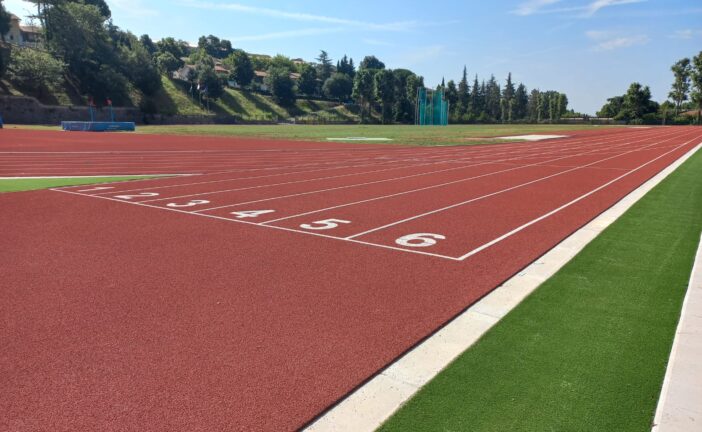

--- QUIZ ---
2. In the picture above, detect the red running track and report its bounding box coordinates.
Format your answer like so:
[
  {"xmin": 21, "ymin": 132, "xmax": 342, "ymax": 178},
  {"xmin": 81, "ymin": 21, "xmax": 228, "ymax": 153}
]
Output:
[{"xmin": 1, "ymin": 127, "xmax": 701, "ymax": 431}]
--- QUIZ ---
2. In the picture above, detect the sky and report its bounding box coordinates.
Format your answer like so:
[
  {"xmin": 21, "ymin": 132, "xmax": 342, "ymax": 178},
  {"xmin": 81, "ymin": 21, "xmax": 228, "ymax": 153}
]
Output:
[{"xmin": 5, "ymin": 0, "xmax": 702, "ymax": 114}]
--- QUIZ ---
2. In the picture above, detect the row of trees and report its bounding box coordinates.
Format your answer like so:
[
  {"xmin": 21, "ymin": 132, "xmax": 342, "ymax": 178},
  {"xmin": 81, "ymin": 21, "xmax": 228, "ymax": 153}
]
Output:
[
  {"xmin": 442, "ymin": 69, "xmax": 568, "ymax": 123},
  {"xmin": 598, "ymin": 50, "xmax": 702, "ymax": 124}
]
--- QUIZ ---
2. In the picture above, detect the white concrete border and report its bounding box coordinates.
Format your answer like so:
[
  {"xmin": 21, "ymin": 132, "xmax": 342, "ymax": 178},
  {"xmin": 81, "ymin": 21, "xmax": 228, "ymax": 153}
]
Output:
[
  {"xmin": 304, "ymin": 142, "xmax": 702, "ymax": 432},
  {"xmin": 652, "ymin": 231, "xmax": 702, "ymax": 432}
]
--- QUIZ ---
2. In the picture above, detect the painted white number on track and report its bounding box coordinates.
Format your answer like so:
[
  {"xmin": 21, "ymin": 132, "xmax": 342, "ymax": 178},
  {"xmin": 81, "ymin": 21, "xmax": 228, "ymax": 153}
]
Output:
[
  {"xmin": 114, "ymin": 192, "xmax": 159, "ymax": 200},
  {"xmin": 230, "ymin": 210, "xmax": 275, "ymax": 219},
  {"xmin": 300, "ymin": 219, "xmax": 351, "ymax": 230},
  {"xmin": 166, "ymin": 200, "xmax": 210, "ymax": 208},
  {"xmin": 78, "ymin": 186, "xmax": 114, "ymax": 192},
  {"xmin": 395, "ymin": 233, "xmax": 446, "ymax": 248}
]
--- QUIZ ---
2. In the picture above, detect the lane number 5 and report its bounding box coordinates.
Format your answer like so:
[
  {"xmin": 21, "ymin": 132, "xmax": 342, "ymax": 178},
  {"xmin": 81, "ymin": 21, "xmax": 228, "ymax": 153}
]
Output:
[{"xmin": 300, "ymin": 219, "xmax": 350, "ymax": 230}]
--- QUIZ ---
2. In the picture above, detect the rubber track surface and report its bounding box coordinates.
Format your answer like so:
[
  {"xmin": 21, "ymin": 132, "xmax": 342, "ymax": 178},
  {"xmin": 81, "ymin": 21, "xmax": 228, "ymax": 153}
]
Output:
[{"xmin": 2, "ymin": 127, "xmax": 701, "ymax": 431}]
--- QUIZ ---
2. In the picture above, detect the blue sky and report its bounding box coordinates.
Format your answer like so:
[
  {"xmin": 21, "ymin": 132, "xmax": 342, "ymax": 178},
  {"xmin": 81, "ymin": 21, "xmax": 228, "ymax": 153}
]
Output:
[{"xmin": 6, "ymin": 0, "xmax": 702, "ymax": 114}]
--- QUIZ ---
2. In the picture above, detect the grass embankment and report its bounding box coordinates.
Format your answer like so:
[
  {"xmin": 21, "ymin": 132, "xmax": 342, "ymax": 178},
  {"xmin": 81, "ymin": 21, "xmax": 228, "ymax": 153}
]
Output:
[
  {"xmin": 0, "ymin": 176, "xmax": 156, "ymax": 193},
  {"xmin": 136, "ymin": 124, "xmax": 610, "ymax": 146},
  {"xmin": 379, "ymin": 148, "xmax": 702, "ymax": 431}
]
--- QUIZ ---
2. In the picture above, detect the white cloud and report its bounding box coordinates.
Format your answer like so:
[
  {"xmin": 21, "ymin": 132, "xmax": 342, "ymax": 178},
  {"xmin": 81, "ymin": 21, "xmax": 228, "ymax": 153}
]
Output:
[
  {"xmin": 182, "ymin": 1, "xmax": 421, "ymax": 32},
  {"xmin": 582, "ymin": 0, "xmax": 646, "ymax": 17},
  {"xmin": 362, "ymin": 38, "xmax": 395, "ymax": 47},
  {"xmin": 669, "ymin": 29, "xmax": 702, "ymax": 39},
  {"xmin": 512, "ymin": 0, "xmax": 562, "ymax": 16},
  {"xmin": 512, "ymin": 0, "xmax": 646, "ymax": 18},
  {"xmin": 230, "ymin": 27, "xmax": 342, "ymax": 43},
  {"xmin": 586, "ymin": 30, "xmax": 649, "ymax": 51}
]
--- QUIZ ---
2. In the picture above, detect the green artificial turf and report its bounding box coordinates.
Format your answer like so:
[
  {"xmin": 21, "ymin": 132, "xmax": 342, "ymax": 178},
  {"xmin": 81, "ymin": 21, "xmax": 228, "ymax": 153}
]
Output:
[
  {"xmin": 7, "ymin": 124, "xmax": 615, "ymax": 147},
  {"xmin": 133, "ymin": 124, "xmax": 610, "ymax": 147},
  {"xmin": 379, "ymin": 148, "xmax": 702, "ymax": 431},
  {"xmin": 0, "ymin": 176, "xmax": 157, "ymax": 193}
]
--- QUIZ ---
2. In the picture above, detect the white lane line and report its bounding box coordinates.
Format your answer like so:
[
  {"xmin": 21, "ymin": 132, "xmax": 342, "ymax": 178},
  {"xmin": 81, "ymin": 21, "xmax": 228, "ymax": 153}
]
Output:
[
  {"xmin": 303, "ymin": 140, "xmax": 702, "ymax": 432},
  {"xmin": 456, "ymin": 139, "xmax": 701, "ymax": 260},
  {"xmin": 93, "ymin": 129, "xmax": 666, "ymax": 197},
  {"xmin": 259, "ymin": 131, "xmax": 678, "ymax": 225},
  {"xmin": 48, "ymin": 188, "xmax": 460, "ymax": 261},
  {"xmin": 345, "ymin": 130, "xmax": 698, "ymax": 240},
  {"xmin": 189, "ymin": 129, "xmax": 676, "ymax": 213},
  {"xmin": 136, "ymin": 131, "xmax": 665, "ymax": 202}
]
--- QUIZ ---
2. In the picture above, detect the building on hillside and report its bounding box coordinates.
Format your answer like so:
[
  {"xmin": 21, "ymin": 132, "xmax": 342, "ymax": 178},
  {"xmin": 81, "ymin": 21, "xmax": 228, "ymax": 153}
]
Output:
[
  {"xmin": 173, "ymin": 64, "xmax": 196, "ymax": 81},
  {"xmin": 291, "ymin": 58, "xmax": 306, "ymax": 66},
  {"xmin": 2, "ymin": 14, "xmax": 42, "ymax": 48},
  {"xmin": 250, "ymin": 70, "xmax": 301, "ymax": 92}
]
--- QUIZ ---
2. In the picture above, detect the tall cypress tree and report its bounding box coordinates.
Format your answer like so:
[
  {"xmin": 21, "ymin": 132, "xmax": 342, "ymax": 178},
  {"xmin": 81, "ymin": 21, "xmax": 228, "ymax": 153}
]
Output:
[{"xmin": 457, "ymin": 65, "xmax": 470, "ymax": 116}]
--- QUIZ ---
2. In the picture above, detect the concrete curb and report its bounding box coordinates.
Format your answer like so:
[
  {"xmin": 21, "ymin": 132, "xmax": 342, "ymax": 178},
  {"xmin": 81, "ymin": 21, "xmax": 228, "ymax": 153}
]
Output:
[
  {"xmin": 652, "ymin": 230, "xmax": 702, "ymax": 432},
  {"xmin": 305, "ymin": 143, "xmax": 702, "ymax": 432}
]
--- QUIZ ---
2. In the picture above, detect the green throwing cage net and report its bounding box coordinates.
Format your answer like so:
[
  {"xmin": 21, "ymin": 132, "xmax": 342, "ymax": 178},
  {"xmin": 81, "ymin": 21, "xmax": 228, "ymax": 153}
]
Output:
[{"xmin": 415, "ymin": 87, "xmax": 449, "ymax": 126}]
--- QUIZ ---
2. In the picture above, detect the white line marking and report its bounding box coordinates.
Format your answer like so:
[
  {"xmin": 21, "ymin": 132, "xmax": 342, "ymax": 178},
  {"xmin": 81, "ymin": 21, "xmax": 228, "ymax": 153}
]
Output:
[
  {"xmin": 456, "ymin": 139, "xmax": 699, "ymax": 260},
  {"xmin": 303, "ymin": 140, "xmax": 702, "ymax": 432},
  {"xmin": 193, "ymin": 128, "xmax": 675, "ymax": 213},
  {"xmin": 345, "ymin": 130, "xmax": 698, "ymax": 240}
]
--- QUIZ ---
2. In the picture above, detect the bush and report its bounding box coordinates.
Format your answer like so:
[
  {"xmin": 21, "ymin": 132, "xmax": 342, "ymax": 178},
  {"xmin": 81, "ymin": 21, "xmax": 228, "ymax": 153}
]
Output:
[
  {"xmin": 7, "ymin": 48, "xmax": 65, "ymax": 98},
  {"xmin": 265, "ymin": 67, "xmax": 296, "ymax": 106}
]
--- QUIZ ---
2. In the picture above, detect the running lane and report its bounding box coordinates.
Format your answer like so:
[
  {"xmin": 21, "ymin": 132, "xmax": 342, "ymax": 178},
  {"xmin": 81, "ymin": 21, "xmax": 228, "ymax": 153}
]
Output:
[{"xmin": 2, "ymin": 127, "xmax": 700, "ymax": 431}]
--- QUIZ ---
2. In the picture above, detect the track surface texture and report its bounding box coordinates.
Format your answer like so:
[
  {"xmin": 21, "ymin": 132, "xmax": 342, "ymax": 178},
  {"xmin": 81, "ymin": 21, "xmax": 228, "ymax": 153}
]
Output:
[{"xmin": 2, "ymin": 127, "xmax": 701, "ymax": 431}]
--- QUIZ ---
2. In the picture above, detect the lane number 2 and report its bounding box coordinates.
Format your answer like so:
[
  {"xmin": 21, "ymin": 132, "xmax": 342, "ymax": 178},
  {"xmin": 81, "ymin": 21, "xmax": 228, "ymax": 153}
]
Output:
[
  {"xmin": 300, "ymin": 219, "xmax": 350, "ymax": 230},
  {"xmin": 230, "ymin": 210, "xmax": 275, "ymax": 219},
  {"xmin": 395, "ymin": 233, "xmax": 445, "ymax": 248},
  {"xmin": 166, "ymin": 200, "xmax": 210, "ymax": 208},
  {"xmin": 114, "ymin": 192, "xmax": 159, "ymax": 200}
]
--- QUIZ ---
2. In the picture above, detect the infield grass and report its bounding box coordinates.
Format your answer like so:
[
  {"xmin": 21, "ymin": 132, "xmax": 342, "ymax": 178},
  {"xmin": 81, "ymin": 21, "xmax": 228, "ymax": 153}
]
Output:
[
  {"xmin": 379, "ymin": 148, "xmax": 702, "ymax": 431},
  {"xmin": 0, "ymin": 176, "xmax": 158, "ymax": 193}
]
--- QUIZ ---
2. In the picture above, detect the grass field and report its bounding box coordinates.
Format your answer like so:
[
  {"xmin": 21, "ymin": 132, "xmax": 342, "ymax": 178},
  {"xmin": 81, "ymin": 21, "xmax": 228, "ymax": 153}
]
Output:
[
  {"xmin": 0, "ymin": 176, "xmax": 158, "ymax": 193},
  {"xmin": 379, "ymin": 147, "xmax": 702, "ymax": 431},
  {"xmin": 5, "ymin": 124, "xmax": 615, "ymax": 147}
]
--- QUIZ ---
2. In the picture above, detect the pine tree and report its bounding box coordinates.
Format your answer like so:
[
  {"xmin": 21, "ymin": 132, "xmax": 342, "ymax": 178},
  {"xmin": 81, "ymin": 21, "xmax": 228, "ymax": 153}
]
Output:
[
  {"xmin": 501, "ymin": 73, "xmax": 516, "ymax": 123},
  {"xmin": 457, "ymin": 66, "xmax": 470, "ymax": 116}
]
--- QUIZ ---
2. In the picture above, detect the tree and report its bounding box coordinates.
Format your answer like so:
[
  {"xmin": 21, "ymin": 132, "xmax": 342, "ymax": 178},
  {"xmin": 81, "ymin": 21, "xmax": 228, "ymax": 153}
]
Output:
[
  {"xmin": 337, "ymin": 54, "xmax": 355, "ymax": 78},
  {"xmin": 392, "ymin": 69, "xmax": 415, "ymax": 123},
  {"xmin": 669, "ymin": 58, "xmax": 692, "ymax": 115},
  {"xmin": 0, "ymin": 1, "xmax": 11, "ymax": 42},
  {"xmin": 140, "ymin": 34, "xmax": 156, "ymax": 55},
  {"xmin": 118, "ymin": 32, "xmax": 162, "ymax": 95},
  {"xmin": 198, "ymin": 34, "xmax": 232, "ymax": 59},
  {"xmin": 690, "ymin": 51, "xmax": 702, "ymax": 124},
  {"xmin": 501, "ymin": 73, "xmax": 516, "ymax": 123},
  {"xmin": 82, "ymin": 0, "xmax": 111, "ymax": 18},
  {"xmin": 265, "ymin": 66, "xmax": 295, "ymax": 106},
  {"xmin": 7, "ymin": 48, "xmax": 65, "ymax": 99},
  {"xmin": 457, "ymin": 66, "xmax": 469, "ymax": 116},
  {"xmin": 157, "ymin": 37, "xmax": 188, "ymax": 59},
  {"xmin": 374, "ymin": 68, "xmax": 395, "ymax": 123},
  {"xmin": 156, "ymin": 52, "xmax": 182, "ymax": 74},
  {"xmin": 514, "ymin": 83, "xmax": 529, "ymax": 120},
  {"xmin": 316, "ymin": 50, "xmax": 333, "ymax": 82},
  {"xmin": 597, "ymin": 95, "xmax": 623, "ymax": 118},
  {"xmin": 446, "ymin": 80, "xmax": 458, "ymax": 118},
  {"xmin": 353, "ymin": 69, "xmax": 375, "ymax": 122},
  {"xmin": 484, "ymin": 75, "xmax": 501, "ymax": 121},
  {"xmin": 226, "ymin": 50, "xmax": 254, "ymax": 87},
  {"xmin": 297, "ymin": 63, "xmax": 317, "ymax": 96},
  {"xmin": 359, "ymin": 55, "xmax": 385, "ymax": 70},
  {"xmin": 196, "ymin": 63, "xmax": 223, "ymax": 101},
  {"xmin": 527, "ymin": 89, "xmax": 541, "ymax": 122},
  {"xmin": 323, "ymin": 72, "xmax": 353, "ymax": 102},
  {"xmin": 469, "ymin": 75, "xmax": 482, "ymax": 119},
  {"xmin": 621, "ymin": 82, "xmax": 656, "ymax": 121}
]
